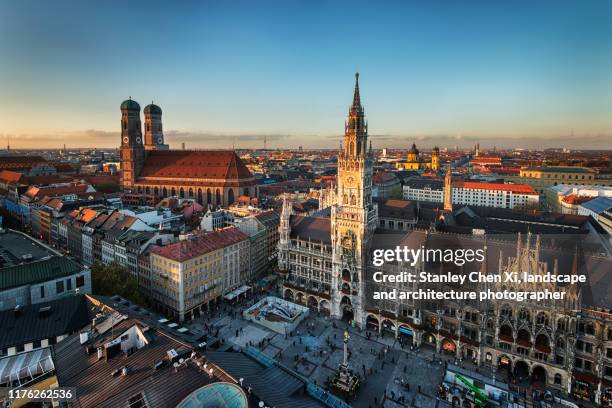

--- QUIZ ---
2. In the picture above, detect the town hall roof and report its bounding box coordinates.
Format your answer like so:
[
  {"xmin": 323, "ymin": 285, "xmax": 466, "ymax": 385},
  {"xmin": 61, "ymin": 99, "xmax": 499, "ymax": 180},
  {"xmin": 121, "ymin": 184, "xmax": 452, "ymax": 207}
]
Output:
[{"xmin": 289, "ymin": 215, "xmax": 331, "ymax": 244}]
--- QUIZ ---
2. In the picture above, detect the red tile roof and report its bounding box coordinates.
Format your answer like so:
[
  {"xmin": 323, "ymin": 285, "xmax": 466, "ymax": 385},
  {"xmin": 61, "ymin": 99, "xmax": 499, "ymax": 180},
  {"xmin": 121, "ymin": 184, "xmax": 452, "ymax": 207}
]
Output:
[
  {"xmin": 151, "ymin": 227, "xmax": 248, "ymax": 262},
  {"xmin": 0, "ymin": 170, "xmax": 25, "ymax": 184},
  {"xmin": 254, "ymin": 210, "xmax": 279, "ymax": 223},
  {"xmin": 453, "ymin": 181, "xmax": 537, "ymax": 195},
  {"xmin": 470, "ymin": 156, "xmax": 502, "ymax": 165},
  {"xmin": 138, "ymin": 151, "xmax": 253, "ymax": 180},
  {"xmin": 0, "ymin": 156, "xmax": 47, "ymax": 171},
  {"xmin": 22, "ymin": 183, "xmax": 92, "ymax": 202},
  {"xmin": 562, "ymin": 195, "xmax": 593, "ymax": 205}
]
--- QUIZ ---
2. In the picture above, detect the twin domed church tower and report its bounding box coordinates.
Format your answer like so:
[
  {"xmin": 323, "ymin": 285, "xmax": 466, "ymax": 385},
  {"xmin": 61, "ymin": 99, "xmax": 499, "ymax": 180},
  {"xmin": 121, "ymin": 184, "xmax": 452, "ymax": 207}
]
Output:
[
  {"xmin": 118, "ymin": 99, "xmax": 256, "ymax": 206},
  {"xmin": 120, "ymin": 100, "xmax": 168, "ymax": 189}
]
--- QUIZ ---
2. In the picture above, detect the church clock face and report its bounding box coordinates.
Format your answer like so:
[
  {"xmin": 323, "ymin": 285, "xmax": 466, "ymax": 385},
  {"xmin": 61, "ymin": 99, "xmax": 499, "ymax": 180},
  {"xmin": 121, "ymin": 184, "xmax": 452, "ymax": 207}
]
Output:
[
  {"xmin": 123, "ymin": 136, "xmax": 129, "ymax": 144},
  {"xmin": 136, "ymin": 137, "xmax": 141, "ymax": 144},
  {"xmin": 157, "ymin": 138, "xmax": 163, "ymax": 144}
]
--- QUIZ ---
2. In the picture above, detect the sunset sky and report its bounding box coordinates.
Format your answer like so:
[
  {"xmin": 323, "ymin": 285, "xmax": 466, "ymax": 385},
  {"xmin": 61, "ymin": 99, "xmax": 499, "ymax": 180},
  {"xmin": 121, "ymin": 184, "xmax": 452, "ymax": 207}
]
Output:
[{"xmin": 1, "ymin": 0, "xmax": 611, "ymax": 149}]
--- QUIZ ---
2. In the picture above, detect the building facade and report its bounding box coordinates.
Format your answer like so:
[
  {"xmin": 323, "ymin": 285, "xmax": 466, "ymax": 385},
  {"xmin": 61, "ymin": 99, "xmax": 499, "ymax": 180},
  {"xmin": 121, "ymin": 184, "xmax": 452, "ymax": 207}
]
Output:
[
  {"xmin": 150, "ymin": 228, "xmax": 249, "ymax": 321},
  {"xmin": 403, "ymin": 179, "xmax": 539, "ymax": 210},
  {"xmin": 503, "ymin": 167, "xmax": 611, "ymax": 194},
  {"xmin": 277, "ymin": 75, "xmax": 612, "ymax": 405},
  {"xmin": 118, "ymin": 100, "xmax": 256, "ymax": 207},
  {"xmin": 396, "ymin": 144, "xmax": 440, "ymax": 171}
]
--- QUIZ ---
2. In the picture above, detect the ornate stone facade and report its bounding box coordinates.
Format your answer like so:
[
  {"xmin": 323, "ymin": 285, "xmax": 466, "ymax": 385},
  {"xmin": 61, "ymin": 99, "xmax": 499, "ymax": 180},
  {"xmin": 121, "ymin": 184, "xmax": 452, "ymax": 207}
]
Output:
[{"xmin": 277, "ymin": 75, "xmax": 612, "ymax": 404}]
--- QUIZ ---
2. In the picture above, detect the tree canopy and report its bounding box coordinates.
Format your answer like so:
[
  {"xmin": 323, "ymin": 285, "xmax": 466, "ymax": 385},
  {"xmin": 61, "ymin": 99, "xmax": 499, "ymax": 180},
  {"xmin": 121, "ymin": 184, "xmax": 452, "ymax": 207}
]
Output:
[{"xmin": 91, "ymin": 261, "xmax": 146, "ymax": 306}]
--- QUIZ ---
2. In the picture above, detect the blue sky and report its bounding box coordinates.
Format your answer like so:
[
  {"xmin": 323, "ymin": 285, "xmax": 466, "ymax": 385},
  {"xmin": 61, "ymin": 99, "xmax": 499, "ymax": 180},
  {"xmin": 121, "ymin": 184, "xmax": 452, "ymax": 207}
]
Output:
[{"xmin": 1, "ymin": 0, "xmax": 611, "ymax": 149}]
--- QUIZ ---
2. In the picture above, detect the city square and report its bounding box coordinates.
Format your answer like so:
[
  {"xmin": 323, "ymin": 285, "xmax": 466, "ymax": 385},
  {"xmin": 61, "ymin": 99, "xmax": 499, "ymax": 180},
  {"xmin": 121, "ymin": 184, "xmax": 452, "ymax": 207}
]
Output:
[{"xmin": 0, "ymin": 2, "xmax": 610, "ymax": 407}]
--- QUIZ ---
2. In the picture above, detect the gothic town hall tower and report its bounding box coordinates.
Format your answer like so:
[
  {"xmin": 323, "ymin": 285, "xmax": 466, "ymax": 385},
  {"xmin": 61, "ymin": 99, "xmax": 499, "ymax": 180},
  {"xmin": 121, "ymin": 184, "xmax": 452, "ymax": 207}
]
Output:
[{"xmin": 330, "ymin": 73, "xmax": 378, "ymax": 326}]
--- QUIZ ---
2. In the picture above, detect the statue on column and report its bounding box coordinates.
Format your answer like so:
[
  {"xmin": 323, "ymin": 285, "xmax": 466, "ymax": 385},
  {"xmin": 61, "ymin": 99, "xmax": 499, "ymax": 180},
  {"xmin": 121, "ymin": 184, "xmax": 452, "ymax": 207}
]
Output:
[{"xmin": 329, "ymin": 329, "xmax": 360, "ymax": 399}]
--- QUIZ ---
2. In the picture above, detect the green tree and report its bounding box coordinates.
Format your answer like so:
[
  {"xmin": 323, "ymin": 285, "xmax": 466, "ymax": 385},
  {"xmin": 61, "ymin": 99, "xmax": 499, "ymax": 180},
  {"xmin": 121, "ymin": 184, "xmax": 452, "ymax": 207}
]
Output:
[{"xmin": 91, "ymin": 261, "xmax": 146, "ymax": 306}]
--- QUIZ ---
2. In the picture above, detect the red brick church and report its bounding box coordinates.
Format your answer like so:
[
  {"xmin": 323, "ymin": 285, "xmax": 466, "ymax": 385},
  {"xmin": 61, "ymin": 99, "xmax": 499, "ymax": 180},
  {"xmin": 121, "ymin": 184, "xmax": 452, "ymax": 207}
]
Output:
[{"xmin": 119, "ymin": 99, "xmax": 256, "ymax": 207}]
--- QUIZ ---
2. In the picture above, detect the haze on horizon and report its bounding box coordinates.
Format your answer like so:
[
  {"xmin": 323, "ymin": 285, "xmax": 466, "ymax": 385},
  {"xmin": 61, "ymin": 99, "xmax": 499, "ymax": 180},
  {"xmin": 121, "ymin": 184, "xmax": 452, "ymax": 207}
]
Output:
[{"xmin": 1, "ymin": 0, "xmax": 611, "ymax": 150}]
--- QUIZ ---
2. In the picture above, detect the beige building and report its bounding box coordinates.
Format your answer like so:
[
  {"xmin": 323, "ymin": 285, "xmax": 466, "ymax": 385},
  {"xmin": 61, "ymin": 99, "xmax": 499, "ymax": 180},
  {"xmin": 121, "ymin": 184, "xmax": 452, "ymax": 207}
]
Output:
[
  {"xmin": 504, "ymin": 167, "xmax": 611, "ymax": 195},
  {"xmin": 150, "ymin": 227, "xmax": 249, "ymax": 321}
]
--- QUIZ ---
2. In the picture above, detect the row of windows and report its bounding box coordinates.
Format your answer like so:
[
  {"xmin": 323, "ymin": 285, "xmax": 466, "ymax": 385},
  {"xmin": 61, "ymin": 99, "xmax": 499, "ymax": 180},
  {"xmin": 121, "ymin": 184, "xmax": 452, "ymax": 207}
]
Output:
[{"xmin": 41, "ymin": 275, "xmax": 86, "ymax": 298}]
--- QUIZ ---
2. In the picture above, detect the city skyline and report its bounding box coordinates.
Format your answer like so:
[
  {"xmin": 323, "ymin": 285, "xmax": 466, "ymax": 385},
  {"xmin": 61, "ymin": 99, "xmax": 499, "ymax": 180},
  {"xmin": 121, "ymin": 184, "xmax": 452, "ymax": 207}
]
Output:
[{"xmin": 1, "ymin": 1, "xmax": 612, "ymax": 149}]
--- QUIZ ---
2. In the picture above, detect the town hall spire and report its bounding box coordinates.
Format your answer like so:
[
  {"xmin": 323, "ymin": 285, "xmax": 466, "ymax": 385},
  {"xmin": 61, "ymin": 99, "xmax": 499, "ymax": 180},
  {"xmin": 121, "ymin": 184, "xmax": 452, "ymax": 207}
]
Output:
[{"xmin": 351, "ymin": 72, "xmax": 361, "ymax": 111}]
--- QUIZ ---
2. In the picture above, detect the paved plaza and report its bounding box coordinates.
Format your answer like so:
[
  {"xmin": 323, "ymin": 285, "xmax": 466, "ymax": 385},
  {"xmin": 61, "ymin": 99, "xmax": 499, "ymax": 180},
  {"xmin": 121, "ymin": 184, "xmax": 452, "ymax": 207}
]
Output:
[
  {"xmin": 110, "ymin": 292, "xmax": 596, "ymax": 408},
  {"xmin": 187, "ymin": 295, "xmax": 452, "ymax": 407}
]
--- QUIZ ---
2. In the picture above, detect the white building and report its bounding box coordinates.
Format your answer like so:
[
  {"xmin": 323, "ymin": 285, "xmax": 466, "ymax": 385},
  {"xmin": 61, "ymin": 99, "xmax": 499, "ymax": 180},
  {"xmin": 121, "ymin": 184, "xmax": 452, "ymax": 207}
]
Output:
[
  {"xmin": 403, "ymin": 179, "xmax": 539, "ymax": 209},
  {"xmin": 200, "ymin": 209, "xmax": 234, "ymax": 231},
  {"xmin": 451, "ymin": 181, "xmax": 539, "ymax": 209},
  {"xmin": 545, "ymin": 184, "xmax": 612, "ymax": 214}
]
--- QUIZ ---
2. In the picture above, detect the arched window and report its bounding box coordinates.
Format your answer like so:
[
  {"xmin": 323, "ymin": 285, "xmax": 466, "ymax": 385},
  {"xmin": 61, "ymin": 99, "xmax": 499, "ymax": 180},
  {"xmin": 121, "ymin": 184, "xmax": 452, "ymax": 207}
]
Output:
[
  {"xmin": 154, "ymin": 187, "xmax": 159, "ymax": 196},
  {"xmin": 145, "ymin": 186, "xmax": 150, "ymax": 194},
  {"xmin": 215, "ymin": 189, "xmax": 221, "ymax": 205},
  {"xmin": 536, "ymin": 312, "xmax": 549, "ymax": 326},
  {"xmin": 171, "ymin": 187, "xmax": 176, "ymax": 196},
  {"xmin": 343, "ymin": 194, "xmax": 348, "ymax": 205},
  {"xmin": 228, "ymin": 189, "xmax": 235, "ymax": 205},
  {"xmin": 179, "ymin": 187, "xmax": 185, "ymax": 198},
  {"xmin": 350, "ymin": 195, "xmax": 356, "ymax": 205},
  {"xmin": 162, "ymin": 187, "xmax": 167, "ymax": 197},
  {"xmin": 207, "ymin": 188, "xmax": 212, "ymax": 204},
  {"xmin": 197, "ymin": 188, "xmax": 203, "ymax": 204},
  {"xmin": 188, "ymin": 188, "xmax": 194, "ymax": 198}
]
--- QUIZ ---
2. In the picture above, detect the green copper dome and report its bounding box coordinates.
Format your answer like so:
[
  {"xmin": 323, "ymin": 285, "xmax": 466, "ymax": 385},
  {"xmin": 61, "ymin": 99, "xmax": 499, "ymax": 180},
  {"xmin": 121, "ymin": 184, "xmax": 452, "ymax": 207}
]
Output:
[
  {"xmin": 144, "ymin": 103, "xmax": 162, "ymax": 115},
  {"xmin": 120, "ymin": 98, "xmax": 140, "ymax": 111},
  {"xmin": 408, "ymin": 143, "xmax": 419, "ymax": 155}
]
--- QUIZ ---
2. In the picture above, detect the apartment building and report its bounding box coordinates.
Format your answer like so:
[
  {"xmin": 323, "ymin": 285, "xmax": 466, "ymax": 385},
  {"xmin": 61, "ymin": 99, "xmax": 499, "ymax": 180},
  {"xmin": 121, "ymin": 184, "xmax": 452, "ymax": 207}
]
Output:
[
  {"xmin": 150, "ymin": 227, "xmax": 249, "ymax": 321},
  {"xmin": 402, "ymin": 178, "xmax": 539, "ymax": 209}
]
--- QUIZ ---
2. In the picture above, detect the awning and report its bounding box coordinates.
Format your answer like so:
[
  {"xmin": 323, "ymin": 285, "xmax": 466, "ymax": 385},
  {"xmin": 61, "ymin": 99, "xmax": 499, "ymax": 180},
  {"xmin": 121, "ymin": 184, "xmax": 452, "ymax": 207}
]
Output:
[{"xmin": 224, "ymin": 285, "xmax": 251, "ymax": 300}]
